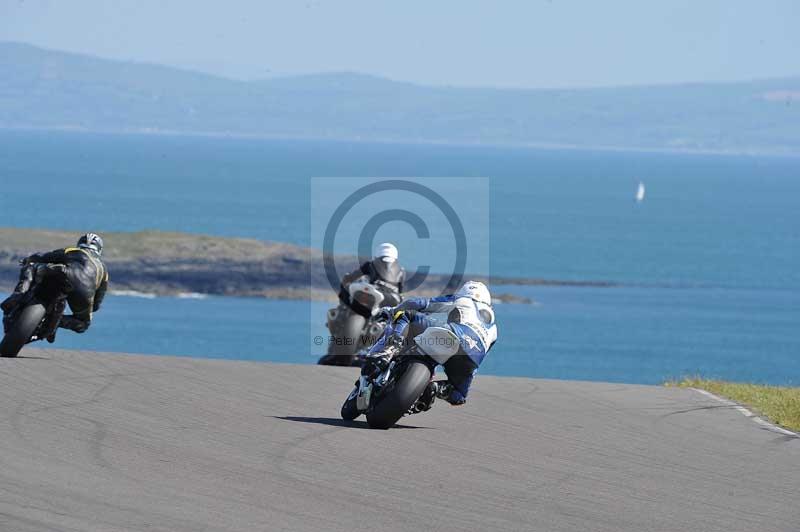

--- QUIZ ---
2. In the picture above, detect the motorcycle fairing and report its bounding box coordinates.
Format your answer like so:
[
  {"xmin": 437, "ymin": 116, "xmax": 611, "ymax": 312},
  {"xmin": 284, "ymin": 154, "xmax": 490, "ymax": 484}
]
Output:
[{"xmin": 413, "ymin": 326, "xmax": 460, "ymax": 365}]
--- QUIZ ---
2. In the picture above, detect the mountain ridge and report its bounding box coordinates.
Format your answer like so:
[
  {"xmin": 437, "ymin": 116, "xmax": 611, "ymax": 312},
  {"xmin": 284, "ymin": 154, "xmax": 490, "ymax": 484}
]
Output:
[{"xmin": 2, "ymin": 41, "xmax": 799, "ymax": 154}]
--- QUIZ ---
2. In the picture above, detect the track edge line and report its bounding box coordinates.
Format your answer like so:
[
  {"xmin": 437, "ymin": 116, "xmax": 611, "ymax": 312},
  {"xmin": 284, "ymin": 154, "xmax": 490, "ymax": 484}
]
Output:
[{"xmin": 690, "ymin": 388, "xmax": 799, "ymax": 438}]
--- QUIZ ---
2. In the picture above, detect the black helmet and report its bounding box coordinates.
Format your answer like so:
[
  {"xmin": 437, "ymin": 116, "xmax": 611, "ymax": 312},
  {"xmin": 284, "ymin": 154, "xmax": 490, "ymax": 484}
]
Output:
[{"xmin": 78, "ymin": 233, "xmax": 103, "ymax": 256}]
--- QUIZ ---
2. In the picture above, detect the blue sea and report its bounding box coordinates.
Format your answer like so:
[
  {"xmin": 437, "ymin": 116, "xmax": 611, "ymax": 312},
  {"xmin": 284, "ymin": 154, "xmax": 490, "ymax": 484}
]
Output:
[{"xmin": 1, "ymin": 130, "xmax": 798, "ymax": 385}]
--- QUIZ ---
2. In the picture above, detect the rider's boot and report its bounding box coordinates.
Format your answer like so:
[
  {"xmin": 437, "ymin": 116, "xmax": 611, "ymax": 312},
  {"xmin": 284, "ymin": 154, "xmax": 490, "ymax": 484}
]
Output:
[
  {"xmin": 39, "ymin": 299, "xmax": 66, "ymax": 342},
  {"xmin": 408, "ymin": 381, "xmax": 458, "ymax": 414},
  {"xmin": 433, "ymin": 381, "xmax": 455, "ymax": 400},
  {"xmin": 58, "ymin": 315, "xmax": 89, "ymax": 333},
  {"xmin": 1, "ymin": 264, "xmax": 35, "ymax": 313},
  {"xmin": 433, "ymin": 381, "xmax": 467, "ymax": 405}
]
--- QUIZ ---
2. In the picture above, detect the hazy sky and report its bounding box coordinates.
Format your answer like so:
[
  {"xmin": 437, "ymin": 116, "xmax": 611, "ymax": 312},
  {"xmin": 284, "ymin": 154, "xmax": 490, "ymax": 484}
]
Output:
[{"xmin": 1, "ymin": 0, "xmax": 798, "ymax": 88}]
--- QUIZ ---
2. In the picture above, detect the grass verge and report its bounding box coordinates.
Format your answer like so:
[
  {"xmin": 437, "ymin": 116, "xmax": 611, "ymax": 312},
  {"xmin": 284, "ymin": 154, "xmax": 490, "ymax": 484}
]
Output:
[{"xmin": 667, "ymin": 378, "xmax": 800, "ymax": 433}]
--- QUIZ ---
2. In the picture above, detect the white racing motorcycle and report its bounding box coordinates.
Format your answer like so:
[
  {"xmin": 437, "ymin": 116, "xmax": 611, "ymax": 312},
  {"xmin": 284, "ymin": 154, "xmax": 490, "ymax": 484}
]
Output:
[
  {"xmin": 317, "ymin": 278, "xmax": 396, "ymax": 367},
  {"xmin": 340, "ymin": 323, "xmax": 461, "ymax": 429}
]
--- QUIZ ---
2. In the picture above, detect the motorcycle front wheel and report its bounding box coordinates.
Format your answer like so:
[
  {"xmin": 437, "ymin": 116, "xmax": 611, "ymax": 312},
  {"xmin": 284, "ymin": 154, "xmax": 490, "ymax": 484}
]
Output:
[
  {"xmin": 366, "ymin": 360, "xmax": 432, "ymax": 429},
  {"xmin": 340, "ymin": 386, "xmax": 361, "ymax": 421},
  {"xmin": 0, "ymin": 303, "xmax": 46, "ymax": 357}
]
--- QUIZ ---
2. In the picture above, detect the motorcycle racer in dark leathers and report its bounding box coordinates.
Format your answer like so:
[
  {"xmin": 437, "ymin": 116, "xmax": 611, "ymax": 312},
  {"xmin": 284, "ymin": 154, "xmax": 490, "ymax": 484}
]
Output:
[
  {"xmin": 318, "ymin": 242, "xmax": 405, "ymax": 366},
  {"xmin": 339, "ymin": 243, "xmax": 405, "ymax": 315},
  {"xmin": 1, "ymin": 233, "xmax": 108, "ymax": 341}
]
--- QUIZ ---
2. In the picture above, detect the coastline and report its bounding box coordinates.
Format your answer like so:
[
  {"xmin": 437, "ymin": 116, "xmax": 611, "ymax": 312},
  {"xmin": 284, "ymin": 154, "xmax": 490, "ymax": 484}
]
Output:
[
  {"xmin": 0, "ymin": 228, "xmax": 592, "ymax": 304},
  {"xmin": 104, "ymin": 288, "xmax": 535, "ymax": 304},
  {"xmin": 3, "ymin": 125, "xmax": 799, "ymax": 158}
]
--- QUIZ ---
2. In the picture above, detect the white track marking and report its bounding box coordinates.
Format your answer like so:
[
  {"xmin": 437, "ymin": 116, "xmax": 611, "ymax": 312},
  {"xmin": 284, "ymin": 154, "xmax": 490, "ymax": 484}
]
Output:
[{"xmin": 691, "ymin": 388, "xmax": 798, "ymax": 438}]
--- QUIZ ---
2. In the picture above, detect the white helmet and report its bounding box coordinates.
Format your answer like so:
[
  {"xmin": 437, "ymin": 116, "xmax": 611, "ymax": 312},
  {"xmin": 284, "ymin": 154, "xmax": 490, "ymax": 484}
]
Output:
[
  {"xmin": 374, "ymin": 242, "xmax": 398, "ymax": 263},
  {"xmin": 455, "ymin": 280, "xmax": 491, "ymax": 306}
]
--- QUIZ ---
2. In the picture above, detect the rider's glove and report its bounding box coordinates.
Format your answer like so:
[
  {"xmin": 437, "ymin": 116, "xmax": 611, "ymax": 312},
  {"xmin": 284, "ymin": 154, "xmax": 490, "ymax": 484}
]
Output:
[
  {"xmin": 377, "ymin": 306, "xmax": 394, "ymax": 321},
  {"xmin": 394, "ymin": 299, "xmax": 415, "ymax": 312},
  {"xmin": 389, "ymin": 307, "xmax": 414, "ymax": 324}
]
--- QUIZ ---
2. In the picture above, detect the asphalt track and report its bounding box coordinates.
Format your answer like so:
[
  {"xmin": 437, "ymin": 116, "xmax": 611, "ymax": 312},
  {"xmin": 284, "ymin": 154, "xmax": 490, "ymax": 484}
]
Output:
[{"xmin": 1, "ymin": 349, "xmax": 798, "ymax": 532}]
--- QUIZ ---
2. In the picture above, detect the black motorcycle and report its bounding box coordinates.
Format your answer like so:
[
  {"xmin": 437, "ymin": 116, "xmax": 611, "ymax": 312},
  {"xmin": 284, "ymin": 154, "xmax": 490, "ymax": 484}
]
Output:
[
  {"xmin": 1, "ymin": 262, "xmax": 69, "ymax": 357},
  {"xmin": 318, "ymin": 278, "xmax": 398, "ymax": 367},
  {"xmin": 340, "ymin": 324, "xmax": 461, "ymax": 429}
]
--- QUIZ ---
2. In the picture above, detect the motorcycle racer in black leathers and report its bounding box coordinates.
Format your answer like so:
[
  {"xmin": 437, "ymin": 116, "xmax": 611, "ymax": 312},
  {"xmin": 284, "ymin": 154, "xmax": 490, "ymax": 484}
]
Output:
[
  {"xmin": 338, "ymin": 242, "xmax": 405, "ymax": 315},
  {"xmin": 318, "ymin": 243, "xmax": 406, "ymax": 366},
  {"xmin": 1, "ymin": 233, "xmax": 108, "ymax": 340}
]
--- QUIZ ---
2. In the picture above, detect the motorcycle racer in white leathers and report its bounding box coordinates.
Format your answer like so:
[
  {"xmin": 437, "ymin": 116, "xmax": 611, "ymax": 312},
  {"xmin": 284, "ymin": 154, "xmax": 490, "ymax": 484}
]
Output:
[{"xmin": 362, "ymin": 280, "xmax": 497, "ymax": 409}]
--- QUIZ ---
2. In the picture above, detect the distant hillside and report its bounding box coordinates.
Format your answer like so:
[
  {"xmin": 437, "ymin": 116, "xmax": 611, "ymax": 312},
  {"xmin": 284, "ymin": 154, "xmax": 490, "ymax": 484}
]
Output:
[
  {"xmin": 0, "ymin": 229, "xmax": 553, "ymax": 303},
  {"xmin": 2, "ymin": 42, "xmax": 799, "ymax": 154},
  {"xmin": 0, "ymin": 229, "xmax": 327, "ymax": 300}
]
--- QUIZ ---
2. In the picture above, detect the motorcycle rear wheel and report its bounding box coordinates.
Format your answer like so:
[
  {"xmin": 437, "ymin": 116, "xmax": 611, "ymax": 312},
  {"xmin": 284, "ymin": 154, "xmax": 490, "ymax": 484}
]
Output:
[
  {"xmin": 366, "ymin": 360, "xmax": 431, "ymax": 429},
  {"xmin": 0, "ymin": 303, "xmax": 46, "ymax": 357}
]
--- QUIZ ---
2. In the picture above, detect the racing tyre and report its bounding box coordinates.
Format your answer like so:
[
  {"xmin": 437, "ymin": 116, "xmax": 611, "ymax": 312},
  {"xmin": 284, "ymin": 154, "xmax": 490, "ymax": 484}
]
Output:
[
  {"xmin": 0, "ymin": 303, "xmax": 46, "ymax": 357},
  {"xmin": 366, "ymin": 360, "xmax": 431, "ymax": 429}
]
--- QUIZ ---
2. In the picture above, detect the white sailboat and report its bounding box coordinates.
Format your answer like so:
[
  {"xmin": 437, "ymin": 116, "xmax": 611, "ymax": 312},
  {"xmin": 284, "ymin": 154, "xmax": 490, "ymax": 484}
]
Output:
[{"xmin": 635, "ymin": 181, "xmax": 646, "ymax": 202}]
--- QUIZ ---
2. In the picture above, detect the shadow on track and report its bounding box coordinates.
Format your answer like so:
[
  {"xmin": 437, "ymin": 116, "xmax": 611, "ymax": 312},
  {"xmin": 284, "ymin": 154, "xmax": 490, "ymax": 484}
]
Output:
[{"xmin": 274, "ymin": 416, "xmax": 431, "ymax": 430}]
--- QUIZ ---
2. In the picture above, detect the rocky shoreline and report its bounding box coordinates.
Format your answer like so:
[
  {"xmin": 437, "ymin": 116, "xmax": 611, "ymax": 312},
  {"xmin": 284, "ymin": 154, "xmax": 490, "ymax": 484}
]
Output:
[{"xmin": 0, "ymin": 228, "xmax": 614, "ymax": 304}]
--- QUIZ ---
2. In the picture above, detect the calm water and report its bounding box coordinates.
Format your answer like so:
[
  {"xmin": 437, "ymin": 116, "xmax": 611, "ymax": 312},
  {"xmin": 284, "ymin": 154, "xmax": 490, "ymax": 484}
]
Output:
[
  {"xmin": 3, "ymin": 130, "xmax": 798, "ymax": 287},
  {"xmin": 1, "ymin": 131, "xmax": 798, "ymax": 384},
  {"xmin": 8, "ymin": 287, "xmax": 797, "ymax": 386}
]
